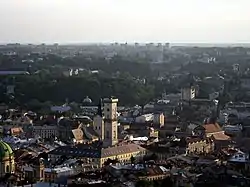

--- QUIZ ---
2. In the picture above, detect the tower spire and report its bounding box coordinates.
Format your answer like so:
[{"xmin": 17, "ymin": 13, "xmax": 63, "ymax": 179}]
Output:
[{"xmin": 97, "ymin": 98, "xmax": 103, "ymax": 117}]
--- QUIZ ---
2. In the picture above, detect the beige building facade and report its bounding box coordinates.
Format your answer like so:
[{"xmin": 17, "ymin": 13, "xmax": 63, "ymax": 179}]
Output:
[{"xmin": 33, "ymin": 125, "xmax": 59, "ymax": 139}]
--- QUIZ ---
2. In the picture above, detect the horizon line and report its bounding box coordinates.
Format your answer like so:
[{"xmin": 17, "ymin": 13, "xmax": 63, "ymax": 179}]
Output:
[{"xmin": 1, "ymin": 42, "xmax": 250, "ymax": 46}]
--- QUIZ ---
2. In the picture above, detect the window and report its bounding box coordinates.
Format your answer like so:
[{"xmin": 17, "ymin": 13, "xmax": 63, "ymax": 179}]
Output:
[
  {"xmin": 106, "ymin": 131, "xmax": 110, "ymax": 138},
  {"xmin": 6, "ymin": 165, "xmax": 9, "ymax": 173},
  {"xmin": 107, "ymin": 108, "xmax": 110, "ymax": 111}
]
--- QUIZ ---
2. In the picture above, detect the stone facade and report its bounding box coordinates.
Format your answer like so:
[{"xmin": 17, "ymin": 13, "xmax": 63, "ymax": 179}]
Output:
[{"xmin": 186, "ymin": 138, "xmax": 214, "ymax": 155}]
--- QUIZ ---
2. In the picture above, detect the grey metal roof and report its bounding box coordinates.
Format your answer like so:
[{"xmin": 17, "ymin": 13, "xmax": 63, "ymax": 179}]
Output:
[
  {"xmin": 48, "ymin": 144, "xmax": 145, "ymax": 158},
  {"xmin": 48, "ymin": 146, "xmax": 101, "ymax": 158}
]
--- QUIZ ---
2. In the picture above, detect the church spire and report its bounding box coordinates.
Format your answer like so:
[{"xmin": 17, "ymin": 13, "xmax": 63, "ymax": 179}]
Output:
[{"xmin": 97, "ymin": 98, "xmax": 103, "ymax": 117}]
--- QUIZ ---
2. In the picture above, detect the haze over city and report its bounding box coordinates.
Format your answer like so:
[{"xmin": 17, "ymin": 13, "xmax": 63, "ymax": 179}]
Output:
[
  {"xmin": 3, "ymin": 0, "xmax": 250, "ymax": 187},
  {"xmin": 1, "ymin": 0, "xmax": 250, "ymax": 44}
]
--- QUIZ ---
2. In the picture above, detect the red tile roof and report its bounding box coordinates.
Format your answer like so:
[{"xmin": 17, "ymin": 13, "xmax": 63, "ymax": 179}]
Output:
[
  {"xmin": 101, "ymin": 144, "xmax": 145, "ymax": 158},
  {"xmin": 203, "ymin": 123, "xmax": 222, "ymax": 134},
  {"xmin": 211, "ymin": 132, "xmax": 231, "ymax": 141}
]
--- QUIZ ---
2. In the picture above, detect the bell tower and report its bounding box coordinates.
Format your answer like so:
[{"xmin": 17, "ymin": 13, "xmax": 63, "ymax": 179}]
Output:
[
  {"xmin": 93, "ymin": 99, "xmax": 104, "ymax": 140},
  {"xmin": 103, "ymin": 97, "xmax": 118, "ymax": 147}
]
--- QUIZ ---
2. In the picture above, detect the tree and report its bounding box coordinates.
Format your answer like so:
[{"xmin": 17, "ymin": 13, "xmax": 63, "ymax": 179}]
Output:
[
  {"xmin": 161, "ymin": 177, "xmax": 174, "ymax": 187},
  {"xmin": 103, "ymin": 158, "xmax": 119, "ymax": 166},
  {"xmin": 151, "ymin": 153, "xmax": 158, "ymax": 161},
  {"xmin": 130, "ymin": 156, "xmax": 136, "ymax": 165},
  {"xmin": 153, "ymin": 180, "xmax": 160, "ymax": 187},
  {"xmin": 136, "ymin": 180, "xmax": 154, "ymax": 187},
  {"xmin": 104, "ymin": 158, "xmax": 113, "ymax": 166},
  {"xmin": 143, "ymin": 153, "xmax": 158, "ymax": 163},
  {"xmin": 12, "ymin": 73, "xmax": 156, "ymax": 107}
]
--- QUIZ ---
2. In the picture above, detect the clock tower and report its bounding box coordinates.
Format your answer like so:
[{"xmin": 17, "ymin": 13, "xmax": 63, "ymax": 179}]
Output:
[{"xmin": 103, "ymin": 97, "xmax": 118, "ymax": 147}]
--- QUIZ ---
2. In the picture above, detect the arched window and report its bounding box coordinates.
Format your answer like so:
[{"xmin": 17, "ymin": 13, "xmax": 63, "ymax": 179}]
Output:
[{"xmin": 6, "ymin": 165, "xmax": 10, "ymax": 173}]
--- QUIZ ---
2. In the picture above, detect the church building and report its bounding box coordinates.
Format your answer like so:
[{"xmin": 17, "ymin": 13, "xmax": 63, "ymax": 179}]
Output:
[{"xmin": 93, "ymin": 97, "xmax": 118, "ymax": 147}]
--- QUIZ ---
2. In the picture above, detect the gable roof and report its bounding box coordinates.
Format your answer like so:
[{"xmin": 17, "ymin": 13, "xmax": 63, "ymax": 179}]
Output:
[
  {"xmin": 101, "ymin": 144, "xmax": 145, "ymax": 158},
  {"xmin": 48, "ymin": 143, "xmax": 145, "ymax": 158},
  {"xmin": 211, "ymin": 132, "xmax": 231, "ymax": 141},
  {"xmin": 203, "ymin": 123, "xmax": 222, "ymax": 134}
]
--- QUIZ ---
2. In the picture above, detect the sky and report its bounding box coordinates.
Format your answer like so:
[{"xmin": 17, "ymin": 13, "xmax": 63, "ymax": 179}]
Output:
[{"xmin": 0, "ymin": 0, "xmax": 250, "ymax": 44}]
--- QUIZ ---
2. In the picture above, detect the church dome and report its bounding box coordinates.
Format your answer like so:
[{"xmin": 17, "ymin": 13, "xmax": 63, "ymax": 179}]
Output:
[
  {"xmin": 83, "ymin": 96, "xmax": 92, "ymax": 103},
  {"xmin": 0, "ymin": 141, "xmax": 13, "ymax": 160}
]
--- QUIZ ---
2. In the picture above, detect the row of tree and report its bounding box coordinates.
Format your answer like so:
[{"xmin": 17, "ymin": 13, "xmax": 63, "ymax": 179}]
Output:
[{"xmin": 0, "ymin": 69, "xmax": 181, "ymax": 109}]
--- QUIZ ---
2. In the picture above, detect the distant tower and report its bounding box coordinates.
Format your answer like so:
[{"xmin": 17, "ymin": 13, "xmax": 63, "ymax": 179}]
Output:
[
  {"xmin": 6, "ymin": 77, "xmax": 15, "ymax": 95},
  {"xmin": 233, "ymin": 63, "xmax": 240, "ymax": 73},
  {"xmin": 181, "ymin": 85, "xmax": 196, "ymax": 101},
  {"xmin": 164, "ymin": 43, "xmax": 170, "ymax": 49},
  {"xmin": 93, "ymin": 99, "xmax": 104, "ymax": 140},
  {"xmin": 103, "ymin": 97, "xmax": 118, "ymax": 147}
]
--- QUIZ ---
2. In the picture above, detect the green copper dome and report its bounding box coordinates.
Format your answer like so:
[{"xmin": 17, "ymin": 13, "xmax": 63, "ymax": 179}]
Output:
[{"xmin": 0, "ymin": 141, "xmax": 13, "ymax": 160}]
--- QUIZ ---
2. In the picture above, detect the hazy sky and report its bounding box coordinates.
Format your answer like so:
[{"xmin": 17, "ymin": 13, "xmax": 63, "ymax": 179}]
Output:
[{"xmin": 0, "ymin": 0, "xmax": 250, "ymax": 43}]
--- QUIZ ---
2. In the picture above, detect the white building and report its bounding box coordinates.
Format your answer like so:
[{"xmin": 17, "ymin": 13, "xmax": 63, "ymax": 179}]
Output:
[
  {"xmin": 44, "ymin": 166, "xmax": 74, "ymax": 177},
  {"xmin": 228, "ymin": 150, "xmax": 249, "ymax": 163}
]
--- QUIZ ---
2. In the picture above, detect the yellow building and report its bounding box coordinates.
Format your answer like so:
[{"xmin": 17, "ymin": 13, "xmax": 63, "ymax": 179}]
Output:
[
  {"xmin": 186, "ymin": 137, "xmax": 214, "ymax": 155},
  {"xmin": 0, "ymin": 141, "xmax": 15, "ymax": 177}
]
